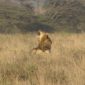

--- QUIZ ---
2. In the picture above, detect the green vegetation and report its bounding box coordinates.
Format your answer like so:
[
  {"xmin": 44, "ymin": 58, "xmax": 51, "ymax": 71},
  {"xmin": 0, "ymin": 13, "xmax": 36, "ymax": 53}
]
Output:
[
  {"xmin": 0, "ymin": 3, "xmax": 35, "ymax": 33},
  {"xmin": 0, "ymin": 0, "xmax": 85, "ymax": 33},
  {"xmin": 44, "ymin": 0, "xmax": 85, "ymax": 32}
]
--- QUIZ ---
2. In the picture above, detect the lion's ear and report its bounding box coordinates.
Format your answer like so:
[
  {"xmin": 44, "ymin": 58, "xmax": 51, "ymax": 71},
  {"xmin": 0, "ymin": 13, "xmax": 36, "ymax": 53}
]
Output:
[
  {"xmin": 37, "ymin": 30, "xmax": 42, "ymax": 35},
  {"xmin": 37, "ymin": 31, "xmax": 40, "ymax": 35}
]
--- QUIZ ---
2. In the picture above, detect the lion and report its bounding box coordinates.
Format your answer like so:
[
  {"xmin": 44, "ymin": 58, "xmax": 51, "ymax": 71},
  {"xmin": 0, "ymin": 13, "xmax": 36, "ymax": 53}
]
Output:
[{"xmin": 32, "ymin": 30, "xmax": 52, "ymax": 54}]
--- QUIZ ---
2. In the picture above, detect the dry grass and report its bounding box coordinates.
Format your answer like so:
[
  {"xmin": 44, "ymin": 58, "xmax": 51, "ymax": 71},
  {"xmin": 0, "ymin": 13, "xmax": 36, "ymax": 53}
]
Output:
[{"xmin": 0, "ymin": 32, "xmax": 85, "ymax": 85}]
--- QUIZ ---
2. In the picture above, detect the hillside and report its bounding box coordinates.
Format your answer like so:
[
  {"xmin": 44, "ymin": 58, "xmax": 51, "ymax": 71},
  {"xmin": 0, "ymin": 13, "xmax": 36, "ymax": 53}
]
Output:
[
  {"xmin": 0, "ymin": 1, "xmax": 36, "ymax": 33},
  {"xmin": 0, "ymin": 0, "xmax": 85, "ymax": 33},
  {"xmin": 44, "ymin": 0, "xmax": 85, "ymax": 32}
]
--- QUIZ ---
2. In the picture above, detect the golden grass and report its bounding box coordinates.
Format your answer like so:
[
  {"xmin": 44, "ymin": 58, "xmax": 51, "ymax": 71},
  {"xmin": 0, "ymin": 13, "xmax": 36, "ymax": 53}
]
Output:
[{"xmin": 0, "ymin": 33, "xmax": 85, "ymax": 85}]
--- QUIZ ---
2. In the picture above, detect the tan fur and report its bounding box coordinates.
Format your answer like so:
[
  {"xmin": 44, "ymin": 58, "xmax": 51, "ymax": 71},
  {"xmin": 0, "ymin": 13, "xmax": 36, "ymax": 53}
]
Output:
[{"xmin": 32, "ymin": 30, "xmax": 52, "ymax": 54}]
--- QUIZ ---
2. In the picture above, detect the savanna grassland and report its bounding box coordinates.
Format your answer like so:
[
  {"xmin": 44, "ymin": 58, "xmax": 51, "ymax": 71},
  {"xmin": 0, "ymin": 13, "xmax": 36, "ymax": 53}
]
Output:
[
  {"xmin": 0, "ymin": 33, "xmax": 85, "ymax": 85},
  {"xmin": 0, "ymin": 0, "xmax": 85, "ymax": 85}
]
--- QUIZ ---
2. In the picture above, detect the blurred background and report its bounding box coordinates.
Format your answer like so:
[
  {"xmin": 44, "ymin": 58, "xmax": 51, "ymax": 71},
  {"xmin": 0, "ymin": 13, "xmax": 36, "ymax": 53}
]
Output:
[
  {"xmin": 0, "ymin": 0, "xmax": 85, "ymax": 33},
  {"xmin": 0, "ymin": 1, "xmax": 85, "ymax": 85}
]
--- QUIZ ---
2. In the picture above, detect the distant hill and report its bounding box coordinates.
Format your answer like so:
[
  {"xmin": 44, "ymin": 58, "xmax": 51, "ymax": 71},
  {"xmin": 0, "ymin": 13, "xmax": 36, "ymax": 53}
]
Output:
[
  {"xmin": 44, "ymin": 0, "xmax": 85, "ymax": 32},
  {"xmin": 0, "ymin": 0, "xmax": 85, "ymax": 33},
  {"xmin": 0, "ymin": 1, "xmax": 36, "ymax": 33}
]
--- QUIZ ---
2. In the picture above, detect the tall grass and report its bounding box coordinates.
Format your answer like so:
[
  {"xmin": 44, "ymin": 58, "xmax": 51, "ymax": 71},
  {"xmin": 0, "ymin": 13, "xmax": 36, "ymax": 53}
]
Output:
[{"xmin": 0, "ymin": 33, "xmax": 85, "ymax": 85}]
